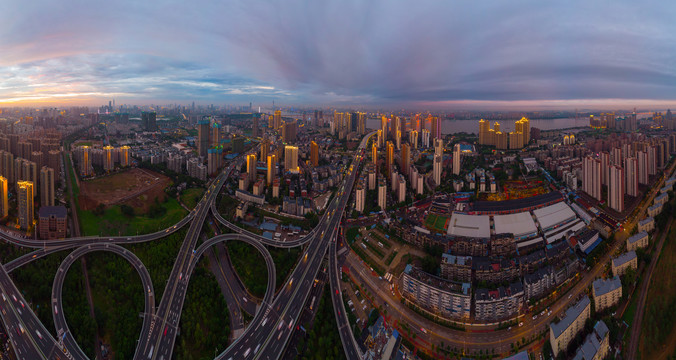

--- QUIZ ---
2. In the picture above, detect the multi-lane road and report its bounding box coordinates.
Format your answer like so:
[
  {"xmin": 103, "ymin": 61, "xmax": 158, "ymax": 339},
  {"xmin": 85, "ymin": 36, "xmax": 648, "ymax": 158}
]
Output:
[{"xmin": 0, "ymin": 133, "xmax": 374, "ymax": 360}]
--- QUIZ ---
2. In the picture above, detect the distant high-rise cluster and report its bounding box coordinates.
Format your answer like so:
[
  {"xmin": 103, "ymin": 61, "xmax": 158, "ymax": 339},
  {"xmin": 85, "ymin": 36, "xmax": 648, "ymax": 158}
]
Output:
[
  {"xmin": 141, "ymin": 111, "xmax": 158, "ymax": 132},
  {"xmin": 590, "ymin": 112, "xmax": 638, "ymax": 131},
  {"xmin": 478, "ymin": 117, "xmax": 530, "ymax": 149}
]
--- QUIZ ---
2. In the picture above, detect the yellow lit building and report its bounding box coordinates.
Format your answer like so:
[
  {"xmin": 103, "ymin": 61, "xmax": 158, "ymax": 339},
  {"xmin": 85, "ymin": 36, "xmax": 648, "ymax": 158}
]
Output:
[
  {"xmin": 119, "ymin": 146, "xmax": 130, "ymax": 167},
  {"xmin": 267, "ymin": 155, "xmax": 276, "ymax": 185},
  {"xmin": 372, "ymin": 143, "xmax": 377, "ymax": 165},
  {"xmin": 310, "ymin": 141, "xmax": 319, "ymax": 167},
  {"xmin": 284, "ymin": 146, "xmax": 299, "ymax": 173},
  {"xmin": 386, "ymin": 141, "xmax": 394, "ymax": 177},
  {"xmin": 274, "ymin": 110, "xmax": 282, "ymax": 129},
  {"xmin": 103, "ymin": 145, "xmax": 115, "ymax": 172},
  {"xmin": 18, "ymin": 180, "xmax": 34, "ymax": 230},
  {"xmin": 247, "ymin": 154, "xmax": 257, "ymax": 182},
  {"xmin": 0, "ymin": 176, "xmax": 7, "ymax": 218}
]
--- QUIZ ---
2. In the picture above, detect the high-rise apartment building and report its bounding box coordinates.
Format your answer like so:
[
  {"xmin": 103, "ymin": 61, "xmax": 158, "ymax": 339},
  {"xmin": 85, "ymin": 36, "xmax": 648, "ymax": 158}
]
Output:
[
  {"xmin": 247, "ymin": 154, "xmax": 257, "ymax": 182},
  {"xmin": 355, "ymin": 182, "xmax": 365, "ymax": 213},
  {"xmin": 608, "ymin": 165, "xmax": 625, "ymax": 212},
  {"xmin": 197, "ymin": 119, "xmax": 210, "ymax": 158},
  {"xmin": 583, "ymin": 156, "xmax": 602, "ymax": 201},
  {"xmin": 433, "ymin": 154, "xmax": 442, "ymax": 186},
  {"xmin": 284, "ymin": 146, "xmax": 299, "ymax": 173},
  {"xmin": 600, "ymin": 152, "xmax": 610, "ymax": 186},
  {"xmin": 274, "ymin": 110, "xmax": 282, "ymax": 129},
  {"xmin": 421, "ymin": 129, "xmax": 430, "ymax": 148},
  {"xmin": 40, "ymin": 166, "xmax": 55, "ymax": 207},
  {"xmin": 79, "ymin": 145, "xmax": 91, "ymax": 177},
  {"xmin": 401, "ymin": 143, "xmax": 410, "ymax": 176},
  {"xmin": 453, "ymin": 144, "xmax": 461, "ymax": 175},
  {"xmin": 103, "ymin": 145, "xmax": 115, "ymax": 172},
  {"xmin": 386, "ymin": 141, "xmax": 394, "ymax": 177},
  {"xmin": 119, "ymin": 146, "xmax": 130, "ymax": 167},
  {"xmin": 372, "ymin": 143, "xmax": 377, "ymax": 165},
  {"xmin": 212, "ymin": 123, "xmax": 221, "ymax": 147},
  {"xmin": 431, "ymin": 116, "xmax": 441, "ymax": 139},
  {"xmin": 310, "ymin": 141, "xmax": 319, "ymax": 167},
  {"xmin": 17, "ymin": 180, "xmax": 34, "ymax": 230},
  {"xmin": 410, "ymin": 130, "xmax": 419, "ymax": 148},
  {"xmin": 0, "ymin": 176, "xmax": 7, "ymax": 218},
  {"xmin": 637, "ymin": 150, "xmax": 649, "ymax": 185},
  {"xmin": 625, "ymin": 157, "xmax": 639, "ymax": 197},
  {"xmin": 267, "ymin": 155, "xmax": 276, "ymax": 185},
  {"xmin": 142, "ymin": 111, "xmax": 157, "ymax": 131},
  {"xmin": 377, "ymin": 176, "xmax": 387, "ymax": 210}
]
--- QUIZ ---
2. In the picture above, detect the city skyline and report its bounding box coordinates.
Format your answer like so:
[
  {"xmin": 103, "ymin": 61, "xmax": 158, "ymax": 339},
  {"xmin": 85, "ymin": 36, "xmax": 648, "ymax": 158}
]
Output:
[{"xmin": 2, "ymin": 1, "xmax": 676, "ymax": 109}]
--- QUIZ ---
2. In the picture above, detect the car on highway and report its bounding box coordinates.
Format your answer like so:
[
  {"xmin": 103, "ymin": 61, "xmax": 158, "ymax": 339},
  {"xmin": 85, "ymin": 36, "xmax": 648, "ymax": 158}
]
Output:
[
  {"xmin": 36, "ymin": 330, "xmax": 42, "ymax": 339},
  {"xmin": 1, "ymin": 294, "xmax": 5, "ymax": 301},
  {"xmin": 277, "ymin": 320, "xmax": 285, "ymax": 331},
  {"xmin": 18, "ymin": 324, "xmax": 24, "ymax": 334},
  {"xmin": 288, "ymin": 319, "xmax": 294, "ymax": 329},
  {"xmin": 19, "ymin": 300, "xmax": 24, "ymax": 308},
  {"xmin": 164, "ymin": 325, "xmax": 168, "ymax": 336},
  {"xmin": 244, "ymin": 348, "xmax": 251, "ymax": 357},
  {"xmin": 11, "ymin": 294, "xmax": 16, "ymax": 302},
  {"xmin": 519, "ymin": 322, "xmax": 524, "ymax": 327}
]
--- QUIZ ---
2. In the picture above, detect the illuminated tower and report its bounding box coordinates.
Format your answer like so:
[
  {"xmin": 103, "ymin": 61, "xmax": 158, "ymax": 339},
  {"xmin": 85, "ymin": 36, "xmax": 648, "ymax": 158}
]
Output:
[
  {"xmin": 274, "ymin": 110, "xmax": 282, "ymax": 129},
  {"xmin": 17, "ymin": 180, "xmax": 33, "ymax": 230},
  {"xmin": 247, "ymin": 154, "xmax": 257, "ymax": 182},
  {"xmin": 372, "ymin": 143, "xmax": 378, "ymax": 165},
  {"xmin": 267, "ymin": 155, "xmax": 276, "ymax": 185},
  {"xmin": 0, "ymin": 176, "xmax": 7, "ymax": 218},
  {"xmin": 431, "ymin": 116, "xmax": 441, "ymax": 139},
  {"xmin": 310, "ymin": 141, "xmax": 319, "ymax": 167},
  {"xmin": 119, "ymin": 146, "xmax": 130, "ymax": 167},
  {"xmin": 479, "ymin": 119, "xmax": 489, "ymax": 145},
  {"xmin": 453, "ymin": 144, "xmax": 461, "ymax": 175},
  {"xmin": 103, "ymin": 145, "xmax": 115, "ymax": 172},
  {"xmin": 410, "ymin": 130, "xmax": 419, "ymax": 148},
  {"xmin": 284, "ymin": 146, "xmax": 299, "ymax": 173},
  {"xmin": 80, "ymin": 146, "xmax": 91, "ymax": 177},
  {"xmin": 386, "ymin": 141, "xmax": 394, "ymax": 177}
]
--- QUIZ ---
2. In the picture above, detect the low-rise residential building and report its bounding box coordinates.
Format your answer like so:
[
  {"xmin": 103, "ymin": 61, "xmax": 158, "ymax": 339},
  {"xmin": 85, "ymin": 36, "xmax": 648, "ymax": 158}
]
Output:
[
  {"xmin": 627, "ymin": 231, "xmax": 649, "ymax": 251},
  {"xmin": 638, "ymin": 217, "xmax": 655, "ymax": 233},
  {"xmin": 572, "ymin": 320, "xmax": 610, "ymax": 360},
  {"xmin": 474, "ymin": 282, "xmax": 524, "ymax": 321},
  {"xmin": 550, "ymin": 297, "xmax": 591, "ymax": 356},
  {"xmin": 592, "ymin": 277, "xmax": 622, "ymax": 312},
  {"xmin": 523, "ymin": 266, "xmax": 555, "ymax": 300},
  {"xmin": 401, "ymin": 265, "xmax": 472, "ymax": 320},
  {"xmin": 38, "ymin": 206, "xmax": 67, "ymax": 239},
  {"xmin": 440, "ymin": 254, "xmax": 472, "ymax": 283},
  {"xmin": 647, "ymin": 203, "xmax": 663, "ymax": 217},
  {"xmin": 235, "ymin": 189, "xmax": 265, "ymax": 205},
  {"xmin": 611, "ymin": 251, "xmax": 637, "ymax": 277},
  {"xmin": 473, "ymin": 257, "xmax": 520, "ymax": 284},
  {"xmin": 654, "ymin": 192, "xmax": 669, "ymax": 207}
]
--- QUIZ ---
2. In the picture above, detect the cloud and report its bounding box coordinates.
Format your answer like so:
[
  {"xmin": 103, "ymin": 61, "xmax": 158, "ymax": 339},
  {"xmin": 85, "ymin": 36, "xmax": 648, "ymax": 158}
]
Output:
[{"xmin": 1, "ymin": 0, "xmax": 676, "ymax": 106}]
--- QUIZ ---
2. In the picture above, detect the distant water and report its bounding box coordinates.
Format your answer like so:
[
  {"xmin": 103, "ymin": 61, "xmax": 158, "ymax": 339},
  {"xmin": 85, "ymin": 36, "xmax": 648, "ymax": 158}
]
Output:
[{"xmin": 366, "ymin": 117, "xmax": 588, "ymax": 135}]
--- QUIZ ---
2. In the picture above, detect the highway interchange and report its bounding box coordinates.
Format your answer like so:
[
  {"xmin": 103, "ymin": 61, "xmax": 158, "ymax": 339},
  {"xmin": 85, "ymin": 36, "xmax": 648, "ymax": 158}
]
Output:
[{"xmin": 0, "ymin": 131, "xmax": 373, "ymax": 360}]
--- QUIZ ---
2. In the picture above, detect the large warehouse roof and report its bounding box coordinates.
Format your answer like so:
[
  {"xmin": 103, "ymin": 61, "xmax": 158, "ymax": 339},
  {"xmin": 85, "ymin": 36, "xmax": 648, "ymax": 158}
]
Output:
[
  {"xmin": 493, "ymin": 212, "xmax": 537, "ymax": 238},
  {"xmin": 447, "ymin": 212, "xmax": 491, "ymax": 239},
  {"xmin": 533, "ymin": 202, "xmax": 576, "ymax": 230}
]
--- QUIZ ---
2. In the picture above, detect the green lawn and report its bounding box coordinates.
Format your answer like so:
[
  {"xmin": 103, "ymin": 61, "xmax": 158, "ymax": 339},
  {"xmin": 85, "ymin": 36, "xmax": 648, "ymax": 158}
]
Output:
[
  {"xmin": 79, "ymin": 198, "xmax": 187, "ymax": 236},
  {"xmin": 424, "ymin": 214, "xmax": 438, "ymax": 228},
  {"xmin": 181, "ymin": 187, "xmax": 205, "ymax": 210}
]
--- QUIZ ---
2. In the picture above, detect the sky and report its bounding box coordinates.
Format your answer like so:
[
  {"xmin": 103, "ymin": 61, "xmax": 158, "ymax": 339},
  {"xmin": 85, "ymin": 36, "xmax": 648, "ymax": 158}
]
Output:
[{"xmin": 1, "ymin": 0, "xmax": 676, "ymax": 109}]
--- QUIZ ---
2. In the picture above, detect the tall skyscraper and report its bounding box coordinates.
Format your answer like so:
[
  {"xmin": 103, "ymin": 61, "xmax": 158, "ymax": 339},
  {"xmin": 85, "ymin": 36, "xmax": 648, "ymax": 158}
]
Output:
[
  {"xmin": 625, "ymin": 157, "xmax": 639, "ymax": 197},
  {"xmin": 410, "ymin": 130, "xmax": 419, "ymax": 148},
  {"xmin": 608, "ymin": 165, "xmax": 625, "ymax": 212},
  {"xmin": 637, "ymin": 150, "xmax": 649, "ymax": 185},
  {"xmin": 310, "ymin": 141, "xmax": 319, "ymax": 167},
  {"xmin": 431, "ymin": 116, "xmax": 441, "ymax": 139},
  {"xmin": 434, "ymin": 138, "xmax": 444, "ymax": 158},
  {"xmin": 142, "ymin": 111, "xmax": 157, "ymax": 131},
  {"xmin": 274, "ymin": 110, "xmax": 282, "ymax": 129},
  {"xmin": 282, "ymin": 120, "xmax": 297, "ymax": 143},
  {"xmin": 247, "ymin": 154, "xmax": 257, "ymax": 182},
  {"xmin": 381, "ymin": 116, "xmax": 388, "ymax": 141},
  {"xmin": 119, "ymin": 146, "xmax": 130, "ymax": 167},
  {"xmin": 198, "ymin": 119, "xmax": 210, "ymax": 158},
  {"xmin": 453, "ymin": 144, "xmax": 461, "ymax": 175},
  {"xmin": 0, "ymin": 176, "xmax": 7, "ymax": 218},
  {"xmin": 355, "ymin": 182, "xmax": 365, "ymax": 213},
  {"xmin": 356, "ymin": 112, "xmax": 366, "ymax": 134},
  {"xmin": 479, "ymin": 119, "xmax": 489, "ymax": 145},
  {"xmin": 372, "ymin": 143, "xmax": 377, "ymax": 165},
  {"xmin": 377, "ymin": 176, "xmax": 387, "ymax": 210},
  {"xmin": 401, "ymin": 143, "xmax": 410, "ymax": 176},
  {"xmin": 80, "ymin": 146, "xmax": 91, "ymax": 177},
  {"xmin": 40, "ymin": 166, "xmax": 55, "ymax": 207},
  {"xmin": 600, "ymin": 152, "xmax": 610, "ymax": 187},
  {"xmin": 421, "ymin": 129, "xmax": 430, "ymax": 148},
  {"xmin": 17, "ymin": 180, "xmax": 33, "ymax": 230},
  {"xmin": 433, "ymin": 154, "xmax": 442, "ymax": 186},
  {"xmin": 212, "ymin": 122, "xmax": 221, "ymax": 148},
  {"xmin": 386, "ymin": 141, "xmax": 394, "ymax": 177},
  {"xmin": 583, "ymin": 156, "xmax": 602, "ymax": 201},
  {"xmin": 252, "ymin": 114, "xmax": 260, "ymax": 137},
  {"xmin": 103, "ymin": 145, "xmax": 115, "ymax": 172},
  {"xmin": 267, "ymin": 155, "xmax": 276, "ymax": 185},
  {"xmin": 284, "ymin": 146, "xmax": 299, "ymax": 173}
]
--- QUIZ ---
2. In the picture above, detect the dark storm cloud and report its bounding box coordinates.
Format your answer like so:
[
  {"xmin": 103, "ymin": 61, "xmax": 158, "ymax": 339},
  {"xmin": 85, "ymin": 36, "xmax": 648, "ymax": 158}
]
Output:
[{"xmin": 1, "ymin": 0, "xmax": 675, "ymax": 105}]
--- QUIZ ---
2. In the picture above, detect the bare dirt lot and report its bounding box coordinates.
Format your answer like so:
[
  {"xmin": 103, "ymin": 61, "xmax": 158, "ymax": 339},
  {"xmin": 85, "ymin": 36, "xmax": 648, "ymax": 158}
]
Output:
[{"xmin": 79, "ymin": 168, "xmax": 172, "ymax": 212}]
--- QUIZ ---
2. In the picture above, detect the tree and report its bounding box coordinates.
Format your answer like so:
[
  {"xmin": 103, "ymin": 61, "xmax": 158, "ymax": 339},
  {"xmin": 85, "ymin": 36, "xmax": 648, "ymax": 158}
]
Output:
[{"xmin": 120, "ymin": 204, "xmax": 135, "ymax": 217}]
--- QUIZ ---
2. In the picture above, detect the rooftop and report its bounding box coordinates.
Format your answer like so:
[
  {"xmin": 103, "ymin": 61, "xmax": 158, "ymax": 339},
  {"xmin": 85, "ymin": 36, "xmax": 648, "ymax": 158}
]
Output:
[
  {"xmin": 593, "ymin": 276, "xmax": 622, "ymax": 297},
  {"xmin": 493, "ymin": 212, "xmax": 538, "ymax": 238},
  {"xmin": 639, "ymin": 217, "xmax": 654, "ymax": 226},
  {"xmin": 628, "ymin": 231, "xmax": 649, "ymax": 244},
  {"xmin": 472, "ymin": 191, "xmax": 563, "ymax": 213},
  {"xmin": 403, "ymin": 265, "xmax": 471, "ymax": 295},
  {"xmin": 550, "ymin": 297, "xmax": 590, "ymax": 339},
  {"xmin": 38, "ymin": 206, "xmax": 67, "ymax": 218},
  {"xmin": 441, "ymin": 253, "xmax": 472, "ymax": 266},
  {"xmin": 447, "ymin": 212, "xmax": 491, "ymax": 239},
  {"xmin": 612, "ymin": 251, "xmax": 637, "ymax": 268},
  {"xmin": 533, "ymin": 202, "xmax": 577, "ymax": 230}
]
